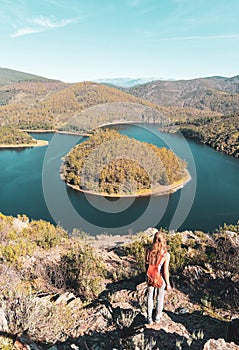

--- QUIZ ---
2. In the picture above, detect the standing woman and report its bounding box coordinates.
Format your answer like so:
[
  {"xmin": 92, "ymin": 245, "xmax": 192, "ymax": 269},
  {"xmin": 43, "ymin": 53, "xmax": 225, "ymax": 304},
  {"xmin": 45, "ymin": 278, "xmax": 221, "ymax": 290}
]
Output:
[{"xmin": 145, "ymin": 231, "xmax": 171, "ymax": 324}]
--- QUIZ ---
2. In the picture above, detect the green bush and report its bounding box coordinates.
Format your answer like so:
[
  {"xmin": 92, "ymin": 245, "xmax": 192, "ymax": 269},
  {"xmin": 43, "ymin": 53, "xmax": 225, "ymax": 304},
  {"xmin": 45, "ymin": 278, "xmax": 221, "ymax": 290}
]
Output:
[
  {"xmin": 166, "ymin": 234, "xmax": 189, "ymax": 273},
  {"xmin": 218, "ymin": 222, "xmax": 239, "ymax": 235},
  {"xmin": 27, "ymin": 220, "xmax": 68, "ymax": 249},
  {"xmin": 49, "ymin": 240, "xmax": 107, "ymax": 301},
  {"xmin": 124, "ymin": 231, "xmax": 153, "ymax": 271}
]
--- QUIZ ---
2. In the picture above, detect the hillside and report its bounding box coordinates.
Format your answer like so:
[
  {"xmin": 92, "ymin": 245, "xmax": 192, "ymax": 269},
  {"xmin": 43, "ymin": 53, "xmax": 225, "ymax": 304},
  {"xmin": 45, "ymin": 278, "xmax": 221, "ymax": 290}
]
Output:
[
  {"xmin": 126, "ymin": 75, "xmax": 239, "ymax": 114},
  {"xmin": 0, "ymin": 213, "xmax": 238, "ymax": 349},
  {"xmin": 0, "ymin": 68, "xmax": 237, "ymax": 157},
  {"xmin": 125, "ymin": 76, "xmax": 239, "ymax": 157},
  {"xmin": 0, "ymin": 67, "xmax": 59, "ymax": 86},
  {"xmin": 0, "ymin": 126, "xmax": 48, "ymax": 148},
  {"xmin": 0, "ymin": 78, "xmax": 219, "ymax": 133}
]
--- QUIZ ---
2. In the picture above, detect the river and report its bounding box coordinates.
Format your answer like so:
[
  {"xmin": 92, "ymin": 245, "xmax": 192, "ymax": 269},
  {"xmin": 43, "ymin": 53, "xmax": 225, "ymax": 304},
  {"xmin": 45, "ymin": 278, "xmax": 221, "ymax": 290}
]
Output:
[{"xmin": 0, "ymin": 124, "xmax": 238, "ymax": 235}]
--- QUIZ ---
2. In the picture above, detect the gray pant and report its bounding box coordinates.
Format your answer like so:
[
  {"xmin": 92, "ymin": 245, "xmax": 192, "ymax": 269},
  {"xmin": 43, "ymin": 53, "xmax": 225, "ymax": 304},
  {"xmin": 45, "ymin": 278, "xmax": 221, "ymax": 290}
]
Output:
[{"xmin": 147, "ymin": 280, "xmax": 165, "ymax": 321}]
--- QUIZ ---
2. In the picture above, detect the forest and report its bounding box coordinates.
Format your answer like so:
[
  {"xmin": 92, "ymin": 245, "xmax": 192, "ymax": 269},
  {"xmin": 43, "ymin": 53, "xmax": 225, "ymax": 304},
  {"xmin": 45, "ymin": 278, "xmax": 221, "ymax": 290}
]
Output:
[
  {"xmin": 62, "ymin": 128, "xmax": 188, "ymax": 195},
  {"xmin": 177, "ymin": 113, "xmax": 239, "ymax": 158},
  {"xmin": 0, "ymin": 126, "xmax": 37, "ymax": 145}
]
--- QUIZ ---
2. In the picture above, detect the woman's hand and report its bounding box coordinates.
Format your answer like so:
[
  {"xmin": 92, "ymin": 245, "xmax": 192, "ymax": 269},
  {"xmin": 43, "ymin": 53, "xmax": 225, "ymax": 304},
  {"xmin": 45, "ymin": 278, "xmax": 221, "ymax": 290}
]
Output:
[{"xmin": 166, "ymin": 283, "xmax": 172, "ymax": 290}]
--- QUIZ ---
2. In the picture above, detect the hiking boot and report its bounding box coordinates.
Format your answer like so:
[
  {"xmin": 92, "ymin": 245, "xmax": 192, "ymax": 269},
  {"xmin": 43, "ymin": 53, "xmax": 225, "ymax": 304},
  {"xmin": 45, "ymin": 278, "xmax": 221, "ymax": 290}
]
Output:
[{"xmin": 146, "ymin": 317, "xmax": 153, "ymax": 325}]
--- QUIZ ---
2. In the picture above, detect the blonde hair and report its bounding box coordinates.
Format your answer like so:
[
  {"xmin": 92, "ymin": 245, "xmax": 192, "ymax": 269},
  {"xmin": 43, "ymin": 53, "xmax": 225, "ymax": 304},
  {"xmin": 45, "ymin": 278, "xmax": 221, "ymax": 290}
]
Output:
[{"xmin": 147, "ymin": 231, "xmax": 167, "ymax": 265}]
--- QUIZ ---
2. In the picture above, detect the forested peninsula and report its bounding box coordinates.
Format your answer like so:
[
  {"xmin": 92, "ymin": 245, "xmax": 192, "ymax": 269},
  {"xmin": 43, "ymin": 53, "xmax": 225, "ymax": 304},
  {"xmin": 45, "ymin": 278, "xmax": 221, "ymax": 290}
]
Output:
[
  {"xmin": 0, "ymin": 126, "xmax": 48, "ymax": 148},
  {"xmin": 62, "ymin": 128, "xmax": 190, "ymax": 196}
]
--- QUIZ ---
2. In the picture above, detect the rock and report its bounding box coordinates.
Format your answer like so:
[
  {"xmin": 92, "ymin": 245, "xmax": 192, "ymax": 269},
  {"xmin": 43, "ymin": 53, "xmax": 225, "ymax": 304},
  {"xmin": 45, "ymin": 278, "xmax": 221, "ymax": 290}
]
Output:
[
  {"xmin": 182, "ymin": 265, "xmax": 206, "ymax": 281},
  {"xmin": 203, "ymin": 338, "xmax": 239, "ymax": 349},
  {"xmin": 144, "ymin": 227, "xmax": 158, "ymax": 238},
  {"xmin": 14, "ymin": 340, "xmax": 30, "ymax": 350},
  {"xmin": 14, "ymin": 335, "xmax": 43, "ymax": 350},
  {"xmin": 175, "ymin": 307, "xmax": 189, "ymax": 314},
  {"xmin": 54, "ymin": 292, "xmax": 76, "ymax": 305},
  {"xmin": 67, "ymin": 296, "xmax": 83, "ymax": 309},
  {"xmin": 227, "ymin": 318, "xmax": 239, "ymax": 345},
  {"xmin": 0, "ymin": 307, "xmax": 9, "ymax": 332},
  {"xmin": 13, "ymin": 217, "xmax": 29, "ymax": 231}
]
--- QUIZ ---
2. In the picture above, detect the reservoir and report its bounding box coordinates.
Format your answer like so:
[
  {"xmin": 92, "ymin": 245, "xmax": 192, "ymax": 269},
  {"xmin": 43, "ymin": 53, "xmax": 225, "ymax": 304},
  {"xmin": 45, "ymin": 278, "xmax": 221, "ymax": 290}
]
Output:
[{"xmin": 0, "ymin": 124, "xmax": 238, "ymax": 235}]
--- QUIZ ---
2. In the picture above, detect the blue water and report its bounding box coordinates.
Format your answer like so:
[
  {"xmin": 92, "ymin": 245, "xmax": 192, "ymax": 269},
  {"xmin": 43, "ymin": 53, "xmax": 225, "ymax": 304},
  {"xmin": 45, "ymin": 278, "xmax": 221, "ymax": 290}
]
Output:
[{"xmin": 0, "ymin": 124, "xmax": 238, "ymax": 235}]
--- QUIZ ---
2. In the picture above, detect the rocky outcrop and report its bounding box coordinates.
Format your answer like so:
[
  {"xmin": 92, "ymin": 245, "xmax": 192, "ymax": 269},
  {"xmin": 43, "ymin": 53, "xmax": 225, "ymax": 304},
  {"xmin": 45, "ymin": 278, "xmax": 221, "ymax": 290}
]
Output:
[{"xmin": 203, "ymin": 338, "xmax": 239, "ymax": 349}]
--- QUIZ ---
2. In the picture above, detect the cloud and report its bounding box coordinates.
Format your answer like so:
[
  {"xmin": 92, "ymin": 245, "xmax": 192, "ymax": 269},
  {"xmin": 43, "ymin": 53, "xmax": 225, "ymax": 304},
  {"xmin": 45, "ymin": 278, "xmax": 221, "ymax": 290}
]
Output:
[
  {"xmin": 146, "ymin": 33, "xmax": 239, "ymax": 41},
  {"xmin": 10, "ymin": 15, "xmax": 77, "ymax": 38}
]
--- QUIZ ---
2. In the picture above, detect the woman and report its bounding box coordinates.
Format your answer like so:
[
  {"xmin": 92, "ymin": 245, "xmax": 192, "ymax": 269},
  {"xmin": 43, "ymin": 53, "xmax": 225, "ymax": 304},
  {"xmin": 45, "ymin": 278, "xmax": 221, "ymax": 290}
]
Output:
[{"xmin": 145, "ymin": 230, "xmax": 171, "ymax": 324}]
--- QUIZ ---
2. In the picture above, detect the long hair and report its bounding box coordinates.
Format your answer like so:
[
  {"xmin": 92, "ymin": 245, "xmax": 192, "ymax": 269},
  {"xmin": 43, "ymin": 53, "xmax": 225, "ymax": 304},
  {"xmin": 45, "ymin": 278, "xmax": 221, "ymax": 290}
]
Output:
[{"xmin": 147, "ymin": 231, "xmax": 167, "ymax": 265}]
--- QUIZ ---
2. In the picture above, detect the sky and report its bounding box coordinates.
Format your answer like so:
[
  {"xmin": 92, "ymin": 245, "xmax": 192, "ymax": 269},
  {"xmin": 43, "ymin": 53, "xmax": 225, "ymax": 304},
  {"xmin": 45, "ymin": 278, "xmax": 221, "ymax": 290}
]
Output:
[{"xmin": 0, "ymin": 0, "xmax": 239, "ymax": 82}]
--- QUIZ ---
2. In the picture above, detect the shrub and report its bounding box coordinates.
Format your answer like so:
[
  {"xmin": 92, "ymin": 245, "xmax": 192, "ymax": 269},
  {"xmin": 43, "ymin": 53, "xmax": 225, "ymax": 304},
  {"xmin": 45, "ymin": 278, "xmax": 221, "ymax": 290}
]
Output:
[
  {"xmin": 218, "ymin": 222, "xmax": 239, "ymax": 235},
  {"xmin": 124, "ymin": 231, "xmax": 153, "ymax": 271},
  {"xmin": 46, "ymin": 240, "xmax": 107, "ymax": 301},
  {"xmin": 166, "ymin": 233, "xmax": 189, "ymax": 273},
  {"xmin": 27, "ymin": 220, "xmax": 68, "ymax": 249}
]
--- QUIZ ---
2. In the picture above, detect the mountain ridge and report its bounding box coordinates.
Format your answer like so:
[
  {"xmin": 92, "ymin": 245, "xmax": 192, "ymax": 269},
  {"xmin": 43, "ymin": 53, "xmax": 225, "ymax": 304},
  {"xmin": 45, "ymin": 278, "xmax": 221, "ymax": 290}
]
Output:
[
  {"xmin": 0, "ymin": 67, "xmax": 61, "ymax": 85},
  {"xmin": 0, "ymin": 67, "xmax": 238, "ymax": 157},
  {"xmin": 125, "ymin": 75, "xmax": 239, "ymax": 113}
]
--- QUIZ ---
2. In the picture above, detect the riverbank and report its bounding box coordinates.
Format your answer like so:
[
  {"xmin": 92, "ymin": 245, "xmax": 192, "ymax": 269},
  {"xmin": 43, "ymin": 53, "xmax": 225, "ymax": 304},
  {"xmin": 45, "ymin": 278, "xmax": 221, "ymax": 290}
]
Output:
[
  {"xmin": 63, "ymin": 170, "xmax": 191, "ymax": 198},
  {"xmin": 0, "ymin": 139, "xmax": 48, "ymax": 148}
]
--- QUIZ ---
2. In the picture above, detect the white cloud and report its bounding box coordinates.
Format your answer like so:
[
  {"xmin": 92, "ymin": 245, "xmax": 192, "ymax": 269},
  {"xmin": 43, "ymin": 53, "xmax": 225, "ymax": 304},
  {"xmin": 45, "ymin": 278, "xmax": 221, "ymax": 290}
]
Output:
[
  {"xmin": 10, "ymin": 15, "xmax": 77, "ymax": 38},
  {"xmin": 11, "ymin": 27, "xmax": 45, "ymax": 37},
  {"xmin": 145, "ymin": 32, "xmax": 239, "ymax": 41}
]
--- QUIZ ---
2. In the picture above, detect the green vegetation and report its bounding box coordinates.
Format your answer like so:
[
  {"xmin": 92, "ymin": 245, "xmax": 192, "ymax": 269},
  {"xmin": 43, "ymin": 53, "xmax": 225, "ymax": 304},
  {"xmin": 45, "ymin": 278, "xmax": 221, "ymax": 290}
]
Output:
[
  {"xmin": 0, "ymin": 126, "xmax": 37, "ymax": 145},
  {"xmin": 0, "ymin": 81, "xmax": 167, "ymax": 132},
  {"xmin": 0, "ymin": 212, "xmax": 238, "ymax": 347},
  {"xmin": 0, "ymin": 214, "xmax": 67, "ymax": 266},
  {"xmin": 62, "ymin": 128, "xmax": 188, "ymax": 195},
  {"xmin": 179, "ymin": 113, "xmax": 239, "ymax": 157},
  {"xmin": 124, "ymin": 230, "xmax": 211, "ymax": 274},
  {"xmin": 0, "ymin": 78, "xmax": 220, "ymax": 135},
  {"xmin": 126, "ymin": 77, "xmax": 239, "ymax": 158},
  {"xmin": 0, "ymin": 213, "xmax": 107, "ymax": 345},
  {"xmin": 0, "ymin": 67, "xmax": 56, "ymax": 85},
  {"xmin": 0, "ymin": 213, "xmax": 106, "ymax": 298}
]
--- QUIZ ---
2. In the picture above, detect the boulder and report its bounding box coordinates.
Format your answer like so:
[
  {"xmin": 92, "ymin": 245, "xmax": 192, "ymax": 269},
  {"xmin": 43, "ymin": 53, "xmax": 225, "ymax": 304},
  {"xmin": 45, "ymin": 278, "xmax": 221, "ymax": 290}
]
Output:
[
  {"xmin": 0, "ymin": 307, "xmax": 9, "ymax": 332},
  {"xmin": 203, "ymin": 338, "xmax": 239, "ymax": 349}
]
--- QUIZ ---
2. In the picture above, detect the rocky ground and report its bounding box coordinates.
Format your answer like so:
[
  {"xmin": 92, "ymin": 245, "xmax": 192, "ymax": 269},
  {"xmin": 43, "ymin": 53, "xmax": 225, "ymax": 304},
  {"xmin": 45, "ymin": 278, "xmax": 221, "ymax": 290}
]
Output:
[{"xmin": 0, "ymin": 227, "xmax": 238, "ymax": 350}]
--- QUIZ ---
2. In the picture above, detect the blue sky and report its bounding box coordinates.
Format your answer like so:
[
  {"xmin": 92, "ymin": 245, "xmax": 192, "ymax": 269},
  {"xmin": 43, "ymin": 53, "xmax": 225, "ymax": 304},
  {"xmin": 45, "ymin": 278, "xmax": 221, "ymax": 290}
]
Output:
[{"xmin": 0, "ymin": 0, "xmax": 239, "ymax": 82}]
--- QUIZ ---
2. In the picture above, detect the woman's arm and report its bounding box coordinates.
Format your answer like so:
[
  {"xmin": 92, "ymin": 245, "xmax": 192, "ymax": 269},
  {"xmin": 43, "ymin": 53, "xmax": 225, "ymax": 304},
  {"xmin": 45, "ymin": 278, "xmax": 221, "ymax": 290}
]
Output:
[
  {"xmin": 145, "ymin": 248, "xmax": 150, "ymax": 271},
  {"xmin": 163, "ymin": 252, "xmax": 171, "ymax": 290}
]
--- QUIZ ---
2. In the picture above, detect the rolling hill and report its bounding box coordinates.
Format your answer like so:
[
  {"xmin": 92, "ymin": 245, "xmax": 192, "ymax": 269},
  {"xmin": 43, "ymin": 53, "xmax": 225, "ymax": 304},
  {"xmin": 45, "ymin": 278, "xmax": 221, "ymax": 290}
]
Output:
[
  {"xmin": 0, "ymin": 69, "xmax": 220, "ymax": 133},
  {"xmin": 0, "ymin": 67, "xmax": 59, "ymax": 85},
  {"xmin": 0, "ymin": 68, "xmax": 237, "ymax": 157},
  {"xmin": 124, "ymin": 76, "xmax": 239, "ymax": 157},
  {"xmin": 126, "ymin": 75, "xmax": 239, "ymax": 114}
]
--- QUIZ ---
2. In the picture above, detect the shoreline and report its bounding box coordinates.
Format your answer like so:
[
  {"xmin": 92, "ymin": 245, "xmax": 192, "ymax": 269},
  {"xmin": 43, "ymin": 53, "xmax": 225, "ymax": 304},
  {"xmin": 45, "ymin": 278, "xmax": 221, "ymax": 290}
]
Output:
[
  {"xmin": 22, "ymin": 128, "xmax": 90, "ymax": 136},
  {"xmin": 0, "ymin": 139, "xmax": 48, "ymax": 149},
  {"xmin": 63, "ymin": 170, "xmax": 191, "ymax": 198}
]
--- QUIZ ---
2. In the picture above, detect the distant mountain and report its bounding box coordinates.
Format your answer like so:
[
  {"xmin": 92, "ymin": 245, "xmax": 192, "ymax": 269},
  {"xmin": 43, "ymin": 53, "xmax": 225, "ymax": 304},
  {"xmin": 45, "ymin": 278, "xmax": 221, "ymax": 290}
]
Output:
[
  {"xmin": 126, "ymin": 75, "xmax": 239, "ymax": 114},
  {"xmin": 93, "ymin": 77, "xmax": 165, "ymax": 88},
  {"xmin": 0, "ymin": 67, "xmax": 59, "ymax": 85}
]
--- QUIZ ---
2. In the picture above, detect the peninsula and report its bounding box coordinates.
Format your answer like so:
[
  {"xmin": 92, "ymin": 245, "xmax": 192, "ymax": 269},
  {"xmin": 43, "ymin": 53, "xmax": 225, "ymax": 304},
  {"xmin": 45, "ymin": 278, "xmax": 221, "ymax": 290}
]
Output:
[
  {"xmin": 0, "ymin": 126, "xmax": 48, "ymax": 148},
  {"xmin": 61, "ymin": 128, "xmax": 190, "ymax": 197}
]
